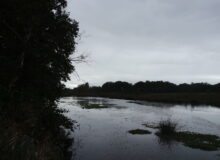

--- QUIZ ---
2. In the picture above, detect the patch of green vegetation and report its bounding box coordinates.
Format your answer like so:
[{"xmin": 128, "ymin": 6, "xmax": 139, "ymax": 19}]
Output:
[
  {"xmin": 156, "ymin": 131, "xmax": 220, "ymax": 151},
  {"xmin": 128, "ymin": 129, "xmax": 151, "ymax": 135},
  {"xmin": 145, "ymin": 120, "xmax": 220, "ymax": 151},
  {"xmin": 77, "ymin": 101, "xmax": 108, "ymax": 109}
]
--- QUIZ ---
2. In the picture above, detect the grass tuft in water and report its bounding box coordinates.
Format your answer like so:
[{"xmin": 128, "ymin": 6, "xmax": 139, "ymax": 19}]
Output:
[
  {"xmin": 128, "ymin": 129, "xmax": 151, "ymax": 135},
  {"xmin": 158, "ymin": 119, "xmax": 178, "ymax": 135},
  {"xmin": 154, "ymin": 119, "xmax": 220, "ymax": 151}
]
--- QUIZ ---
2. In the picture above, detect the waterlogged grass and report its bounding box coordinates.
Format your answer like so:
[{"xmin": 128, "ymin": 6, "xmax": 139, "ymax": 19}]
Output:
[
  {"xmin": 156, "ymin": 131, "xmax": 220, "ymax": 151},
  {"xmin": 143, "ymin": 120, "xmax": 220, "ymax": 151},
  {"xmin": 128, "ymin": 129, "xmax": 151, "ymax": 135},
  {"xmin": 77, "ymin": 101, "xmax": 108, "ymax": 109},
  {"xmin": 157, "ymin": 119, "xmax": 178, "ymax": 135}
]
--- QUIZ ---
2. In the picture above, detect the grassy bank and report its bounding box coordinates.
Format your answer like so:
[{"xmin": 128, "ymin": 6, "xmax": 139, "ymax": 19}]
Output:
[{"xmin": 69, "ymin": 92, "xmax": 220, "ymax": 107}]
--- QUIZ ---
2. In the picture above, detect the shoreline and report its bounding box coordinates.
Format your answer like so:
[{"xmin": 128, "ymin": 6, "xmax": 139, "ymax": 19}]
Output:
[{"xmin": 62, "ymin": 92, "xmax": 220, "ymax": 107}]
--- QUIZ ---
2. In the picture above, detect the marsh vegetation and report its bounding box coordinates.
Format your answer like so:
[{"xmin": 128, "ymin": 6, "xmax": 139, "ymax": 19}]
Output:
[
  {"xmin": 142, "ymin": 119, "xmax": 220, "ymax": 151},
  {"xmin": 128, "ymin": 129, "xmax": 152, "ymax": 135}
]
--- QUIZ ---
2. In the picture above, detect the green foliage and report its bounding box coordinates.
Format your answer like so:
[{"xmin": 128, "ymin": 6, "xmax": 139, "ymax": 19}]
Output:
[{"xmin": 0, "ymin": 0, "xmax": 79, "ymax": 159}]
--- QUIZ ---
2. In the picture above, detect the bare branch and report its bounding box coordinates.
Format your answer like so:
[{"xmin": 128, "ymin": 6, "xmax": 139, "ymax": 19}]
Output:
[{"xmin": 70, "ymin": 53, "xmax": 89, "ymax": 64}]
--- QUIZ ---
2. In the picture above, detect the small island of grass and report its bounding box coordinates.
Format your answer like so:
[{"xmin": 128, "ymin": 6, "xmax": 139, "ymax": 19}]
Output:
[
  {"xmin": 156, "ymin": 131, "xmax": 220, "ymax": 151},
  {"xmin": 143, "ymin": 119, "xmax": 220, "ymax": 151},
  {"xmin": 128, "ymin": 129, "xmax": 151, "ymax": 135}
]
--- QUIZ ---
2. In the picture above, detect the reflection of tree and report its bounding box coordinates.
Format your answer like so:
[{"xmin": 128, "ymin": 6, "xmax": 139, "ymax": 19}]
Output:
[
  {"xmin": 75, "ymin": 98, "xmax": 125, "ymax": 109},
  {"xmin": 157, "ymin": 135, "xmax": 178, "ymax": 150}
]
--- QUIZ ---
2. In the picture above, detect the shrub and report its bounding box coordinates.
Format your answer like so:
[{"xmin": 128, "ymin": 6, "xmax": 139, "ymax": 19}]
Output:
[{"xmin": 158, "ymin": 119, "xmax": 178, "ymax": 135}]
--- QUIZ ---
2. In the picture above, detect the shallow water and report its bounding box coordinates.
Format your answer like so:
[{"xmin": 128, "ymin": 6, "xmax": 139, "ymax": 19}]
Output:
[{"xmin": 59, "ymin": 97, "xmax": 220, "ymax": 160}]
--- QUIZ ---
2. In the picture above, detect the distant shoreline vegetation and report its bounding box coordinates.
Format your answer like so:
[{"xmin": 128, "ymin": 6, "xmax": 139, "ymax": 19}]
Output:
[{"xmin": 63, "ymin": 81, "xmax": 220, "ymax": 107}]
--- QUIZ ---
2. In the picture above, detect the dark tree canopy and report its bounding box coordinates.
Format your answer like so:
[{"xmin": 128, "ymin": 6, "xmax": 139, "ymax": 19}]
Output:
[
  {"xmin": 0, "ymin": 0, "xmax": 78, "ymax": 106},
  {"xmin": 0, "ymin": 0, "xmax": 79, "ymax": 159},
  {"xmin": 66, "ymin": 81, "xmax": 220, "ymax": 107},
  {"xmin": 69, "ymin": 81, "xmax": 220, "ymax": 95}
]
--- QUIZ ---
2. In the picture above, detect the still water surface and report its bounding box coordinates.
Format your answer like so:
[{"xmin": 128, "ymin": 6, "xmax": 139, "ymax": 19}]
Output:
[{"xmin": 59, "ymin": 97, "xmax": 220, "ymax": 160}]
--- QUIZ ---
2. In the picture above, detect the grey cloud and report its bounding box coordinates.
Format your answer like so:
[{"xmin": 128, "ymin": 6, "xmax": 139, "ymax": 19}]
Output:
[{"xmin": 65, "ymin": 0, "xmax": 220, "ymax": 87}]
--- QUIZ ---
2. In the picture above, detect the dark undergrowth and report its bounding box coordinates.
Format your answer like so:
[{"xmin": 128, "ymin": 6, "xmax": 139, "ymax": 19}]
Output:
[
  {"xmin": 1, "ymin": 0, "xmax": 79, "ymax": 159},
  {"xmin": 0, "ymin": 104, "xmax": 74, "ymax": 160}
]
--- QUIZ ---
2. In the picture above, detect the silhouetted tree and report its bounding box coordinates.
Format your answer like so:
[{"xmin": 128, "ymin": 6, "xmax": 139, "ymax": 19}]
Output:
[
  {"xmin": 64, "ymin": 81, "xmax": 220, "ymax": 106},
  {"xmin": 74, "ymin": 83, "xmax": 89, "ymax": 93},
  {"xmin": 133, "ymin": 81, "xmax": 146, "ymax": 93},
  {"xmin": 102, "ymin": 81, "xmax": 132, "ymax": 93},
  {"xmin": 68, "ymin": 81, "xmax": 220, "ymax": 96},
  {"xmin": 0, "ymin": 0, "xmax": 79, "ymax": 159}
]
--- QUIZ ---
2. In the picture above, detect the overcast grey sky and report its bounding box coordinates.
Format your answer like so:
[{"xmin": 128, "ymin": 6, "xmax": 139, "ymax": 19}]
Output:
[{"xmin": 65, "ymin": 0, "xmax": 220, "ymax": 88}]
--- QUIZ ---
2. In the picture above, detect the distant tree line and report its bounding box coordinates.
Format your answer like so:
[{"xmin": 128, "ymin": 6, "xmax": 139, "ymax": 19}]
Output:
[{"xmin": 63, "ymin": 81, "xmax": 220, "ymax": 96}]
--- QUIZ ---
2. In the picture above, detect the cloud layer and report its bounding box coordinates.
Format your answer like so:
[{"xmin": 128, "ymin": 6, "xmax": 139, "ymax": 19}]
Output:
[{"xmin": 66, "ymin": 0, "xmax": 220, "ymax": 87}]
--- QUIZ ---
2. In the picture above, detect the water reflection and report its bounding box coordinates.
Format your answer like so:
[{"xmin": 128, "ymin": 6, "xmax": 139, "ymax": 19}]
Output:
[
  {"xmin": 59, "ymin": 97, "xmax": 220, "ymax": 160},
  {"xmin": 128, "ymin": 100, "xmax": 177, "ymax": 108},
  {"xmin": 157, "ymin": 135, "xmax": 178, "ymax": 150},
  {"xmin": 76, "ymin": 97, "xmax": 126, "ymax": 110}
]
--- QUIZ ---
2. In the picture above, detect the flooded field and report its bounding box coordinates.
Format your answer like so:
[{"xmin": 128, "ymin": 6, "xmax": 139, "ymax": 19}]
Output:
[{"xmin": 59, "ymin": 97, "xmax": 220, "ymax": 160}]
